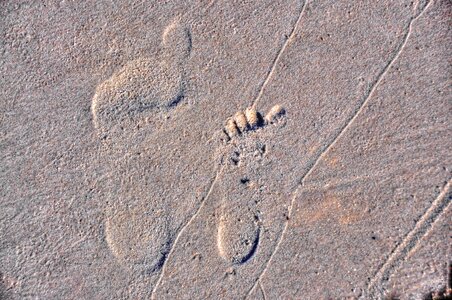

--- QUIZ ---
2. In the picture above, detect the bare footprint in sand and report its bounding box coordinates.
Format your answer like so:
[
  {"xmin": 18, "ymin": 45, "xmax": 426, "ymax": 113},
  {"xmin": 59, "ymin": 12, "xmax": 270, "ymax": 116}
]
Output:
[
  {"xmin": 92, "ymin": 20, "xmax": 191, "ymax": 275},
  {"xmin": 92, "ymin": 20, "xmax": 191, "ymax": 143},
  {"xmin": 151, "ymin": 104, "xmax": 287, "ymax": 298},
  {"xmin": 217, "ymin": 105, "xmax": 285, "ymax": 265}
]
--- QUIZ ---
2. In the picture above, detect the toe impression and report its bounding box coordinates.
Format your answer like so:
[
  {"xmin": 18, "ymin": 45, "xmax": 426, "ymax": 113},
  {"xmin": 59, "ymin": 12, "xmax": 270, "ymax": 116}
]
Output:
[
  {"xmin": 222, "ymin": 105, "xmax": 284, "ymax": 140},
  {"xmin": 264, "ymin": 104, "xmax": 285, "ymax": 124}
]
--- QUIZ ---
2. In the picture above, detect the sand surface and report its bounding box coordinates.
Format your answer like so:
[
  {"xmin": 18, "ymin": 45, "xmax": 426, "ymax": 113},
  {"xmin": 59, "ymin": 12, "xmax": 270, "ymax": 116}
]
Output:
[{"xmin": 1, "ymin": 0, "xmax": 451, "ymax": 299}]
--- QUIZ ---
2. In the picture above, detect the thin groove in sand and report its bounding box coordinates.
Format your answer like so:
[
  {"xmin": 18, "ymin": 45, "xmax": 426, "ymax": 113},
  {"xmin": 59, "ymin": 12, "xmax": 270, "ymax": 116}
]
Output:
[
  {"xmin": 364, "ymin": 180, "xmax": 451, "ymax": 298},
  {"xmin": 259, "ymin": 280, "xmax": 268, "ymax": 300},
  {"xmin": 150, "ymin": 166, "xmax": 223, "ymax": 299},
  {"xmin": 245, "ymin": 1, "xmax": 432, "ymax": 297},
  {"xmin": 250, "ymin": 0, "xmax": 308, "ymax": 109}
]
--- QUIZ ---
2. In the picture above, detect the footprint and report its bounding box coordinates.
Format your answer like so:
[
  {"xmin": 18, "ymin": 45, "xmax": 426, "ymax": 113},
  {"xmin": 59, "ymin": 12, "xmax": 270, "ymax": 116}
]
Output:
[
  {"xmin": 92, "ymin": 20, "xmax": 191, "ymax": 275},
  {"xmin": 92, "ymin": 19, "xmax": 190, "ymax": 142},
  {"xmin": 104, "ymin": 204, "xmax": 171, "ymax": 274},
  {"xmin": 216, "ymin": 105, "xmax": 286, "ymax": 265},
  {"xmin": 151, "ymin": 105, "xmax": 289, "ymax": 298}
]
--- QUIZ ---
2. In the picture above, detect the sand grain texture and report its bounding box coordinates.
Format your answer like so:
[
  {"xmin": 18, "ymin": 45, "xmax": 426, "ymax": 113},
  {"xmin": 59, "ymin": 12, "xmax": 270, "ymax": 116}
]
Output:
[{"xmin": 0, "ymin": 0, "xmax": 450, "ymax": 299}]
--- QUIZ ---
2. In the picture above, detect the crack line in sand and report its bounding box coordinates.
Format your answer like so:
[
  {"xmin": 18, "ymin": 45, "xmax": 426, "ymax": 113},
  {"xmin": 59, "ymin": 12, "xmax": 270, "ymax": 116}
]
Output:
[
  {"xmin": 150, "ymin": 166, "xmax": 223, "ymax": 299},
  {"xmin": 251, "ymin": 0, "xmax": 308, "ymax": 109},
  {"xmin": 259, "ymin": 280, "xmax": 268, "ymax": 300},
  {"xmin": 301, "ymin": 1, "xmax": 432, "ymax": 185},
  {"xmin": 364, "ymin": 180, "xmax": 451, "ymax": 298},
  {"xmin": 245, "ymin": 1, "xmax": 432, "ymax": 297}
]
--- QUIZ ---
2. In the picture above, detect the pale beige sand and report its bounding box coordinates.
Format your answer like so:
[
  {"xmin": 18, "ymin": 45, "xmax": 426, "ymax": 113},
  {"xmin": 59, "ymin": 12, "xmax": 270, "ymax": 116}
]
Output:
[{"xmin": 0, "ymin": 0, "xmax": 450, "ymax": 299}]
